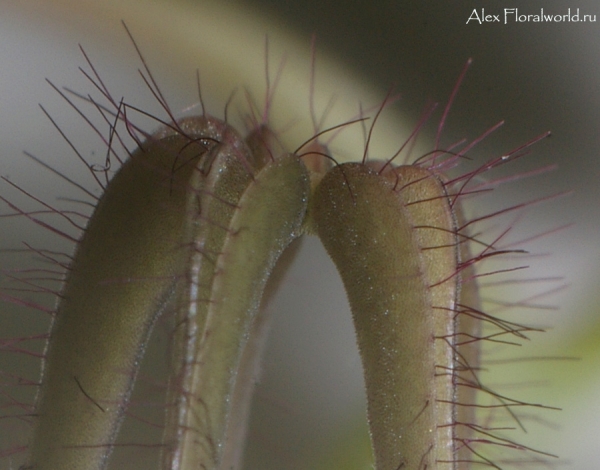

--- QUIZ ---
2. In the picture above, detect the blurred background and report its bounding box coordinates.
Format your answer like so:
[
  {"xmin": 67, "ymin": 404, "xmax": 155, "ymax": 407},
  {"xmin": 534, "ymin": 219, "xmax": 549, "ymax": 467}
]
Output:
[{"xmin": 0, "ymin": 0, "xmax": 598, "ymax": 468}]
